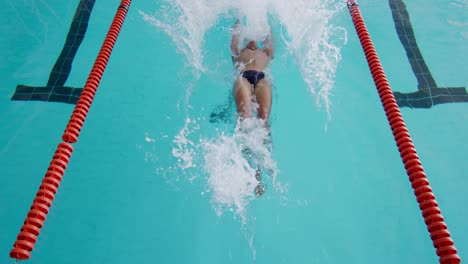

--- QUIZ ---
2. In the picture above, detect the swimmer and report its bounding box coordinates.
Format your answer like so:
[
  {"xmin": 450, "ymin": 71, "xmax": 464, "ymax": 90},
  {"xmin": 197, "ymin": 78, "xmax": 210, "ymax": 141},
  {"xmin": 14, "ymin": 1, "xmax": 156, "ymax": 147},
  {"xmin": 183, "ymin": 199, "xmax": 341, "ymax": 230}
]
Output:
[
  {"xmin": 231, "ymin": 19, "xmax": 274, "ymax": 124},
  {"xmin": 231, "ymin": 19, "xmax": 274, "ymax": 197}
]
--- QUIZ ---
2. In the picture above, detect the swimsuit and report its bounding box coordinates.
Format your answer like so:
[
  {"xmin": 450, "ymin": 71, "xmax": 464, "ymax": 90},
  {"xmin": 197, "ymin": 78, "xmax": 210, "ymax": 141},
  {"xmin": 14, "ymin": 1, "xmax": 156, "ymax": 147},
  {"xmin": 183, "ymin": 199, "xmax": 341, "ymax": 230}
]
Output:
[{"xmin": 241, "ymin": 70, "xmax": 265, "ymax": 89}]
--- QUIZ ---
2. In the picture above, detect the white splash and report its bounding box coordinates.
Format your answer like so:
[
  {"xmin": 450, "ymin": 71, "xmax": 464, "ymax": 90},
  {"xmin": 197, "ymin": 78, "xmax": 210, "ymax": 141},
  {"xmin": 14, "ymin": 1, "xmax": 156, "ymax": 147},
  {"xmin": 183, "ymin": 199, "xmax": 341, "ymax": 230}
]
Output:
[
  {"xmin": 271, "ymin": 0, "xmax": 347, "ymax": 113},
  {"xmin": 232, "ymin": 0, "xmax": 271, "ymax": 41},
  {"xmin": 140, "ymin": 0, "xmax": 339, "ymax": 222},
  {"xmin": 172, "ymin": 118, "xmax": 199, "ymax": 171},
  {"xmin": 144, "ymin": 132, "xmax": 156, "ymax": 143},
  {"xmin": 139, "ymin": 0, "xmax": 231, "ymax": 74},
  {"xmin": 139, "ymin": 0, "xmax": 345, "ymax": 223},
  {"xmin": 140, "ymin": 0, "xmax": 346, "ymax": 112},
  {"xmin": 201, "ymin": 118, "xmax": 283, "ymax": 223}
]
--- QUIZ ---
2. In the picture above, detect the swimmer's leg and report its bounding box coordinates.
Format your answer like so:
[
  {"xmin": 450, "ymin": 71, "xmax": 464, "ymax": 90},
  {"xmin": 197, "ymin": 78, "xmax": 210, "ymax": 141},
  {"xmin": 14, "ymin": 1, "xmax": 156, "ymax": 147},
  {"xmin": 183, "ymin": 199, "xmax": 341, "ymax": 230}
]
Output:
[
  {"xmin": 234, "ymin": 77, "xmax": 253, "ymax": 119},
  {"xmin": 254, "ymin": 78, "xmax": 272, "ymax": 124}
]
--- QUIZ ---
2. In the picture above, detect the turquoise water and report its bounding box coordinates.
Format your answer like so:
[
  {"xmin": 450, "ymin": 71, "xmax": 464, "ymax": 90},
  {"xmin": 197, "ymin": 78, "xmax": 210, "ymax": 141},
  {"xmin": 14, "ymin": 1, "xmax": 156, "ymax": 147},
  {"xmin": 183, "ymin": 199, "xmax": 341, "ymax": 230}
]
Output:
[{"xmin": 1, "ymin": 0, "xmax": 467, "ymax": 263}]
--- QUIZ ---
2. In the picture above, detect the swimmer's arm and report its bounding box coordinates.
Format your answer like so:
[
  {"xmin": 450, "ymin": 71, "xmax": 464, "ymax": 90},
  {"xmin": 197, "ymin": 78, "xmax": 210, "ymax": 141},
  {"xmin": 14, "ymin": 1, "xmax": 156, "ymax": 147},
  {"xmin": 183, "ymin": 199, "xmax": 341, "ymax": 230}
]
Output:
[
  {"xmin": 231, "ymin": 19, "xmax": 241, "ymax": 58},
  {"xmin": 262, "ymin": 31, "xmax": 274, "ymax": 59}
]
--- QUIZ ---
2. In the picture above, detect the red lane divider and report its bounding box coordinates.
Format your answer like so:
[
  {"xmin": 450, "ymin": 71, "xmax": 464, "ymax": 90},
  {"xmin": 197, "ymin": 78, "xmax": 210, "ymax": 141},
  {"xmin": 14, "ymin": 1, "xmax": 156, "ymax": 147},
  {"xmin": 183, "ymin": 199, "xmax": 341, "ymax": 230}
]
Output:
[
  {"xmin": 346, "ymin": 1, "xmax": 460, "ymax": 264},
  {"xmin": 10, "ymin": 0, "xmax": 132, "ymax": 260},
  {"xmin": 63, "ymin": 1, "xmax": 131, "ymax": 143}
]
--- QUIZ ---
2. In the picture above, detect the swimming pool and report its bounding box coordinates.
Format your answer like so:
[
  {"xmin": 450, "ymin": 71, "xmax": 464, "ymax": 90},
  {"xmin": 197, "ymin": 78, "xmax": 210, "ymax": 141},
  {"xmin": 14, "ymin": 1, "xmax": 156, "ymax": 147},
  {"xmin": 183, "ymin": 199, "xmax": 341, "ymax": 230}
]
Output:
[{"xmin": 1, "ymin": 0, "xmax": 467, "ymax": 263}]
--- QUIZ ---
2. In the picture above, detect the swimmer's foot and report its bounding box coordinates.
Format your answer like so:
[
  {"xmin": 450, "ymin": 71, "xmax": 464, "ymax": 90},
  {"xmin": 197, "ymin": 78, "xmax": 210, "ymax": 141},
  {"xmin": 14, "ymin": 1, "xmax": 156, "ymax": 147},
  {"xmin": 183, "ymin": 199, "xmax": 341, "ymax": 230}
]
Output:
[
  {"xmin": 263, "ymin": 127, "xmax": 273, "ymax": 150},
  {"xmin": 254, "ymin": 169, "xmax": 265, "ymax": 197},
  {"xmin": 242, "ymin": 147, "xmax": 253, "ymax": 159}
]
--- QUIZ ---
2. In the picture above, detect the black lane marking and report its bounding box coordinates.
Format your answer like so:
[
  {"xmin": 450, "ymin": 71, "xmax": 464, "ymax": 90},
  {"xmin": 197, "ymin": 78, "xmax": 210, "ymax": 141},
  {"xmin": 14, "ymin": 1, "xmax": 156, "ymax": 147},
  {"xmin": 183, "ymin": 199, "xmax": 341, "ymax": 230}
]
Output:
[
  {"xmin": 11, "ymin": 0, "xmax": 96, "ymax": 104},
  {"xmin": 389, "ymin": 0, "xmax": 468, "ymax": 108}
]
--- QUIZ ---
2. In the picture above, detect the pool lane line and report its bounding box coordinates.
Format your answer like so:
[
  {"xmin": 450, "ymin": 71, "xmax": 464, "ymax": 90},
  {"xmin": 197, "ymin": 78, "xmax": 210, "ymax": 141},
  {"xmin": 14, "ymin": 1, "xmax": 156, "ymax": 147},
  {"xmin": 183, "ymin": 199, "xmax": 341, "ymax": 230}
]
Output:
[
  {"xmin": 9, "ymin": 0, "xmax": 132, "ymax": 261},
  {"xmin": 388, "ymin": 0, "xmax": 468, "ymax": 108},
  {"xmin": 11, "ymin": 0, "xmax": 96, "ymax": 104},
  {"xmin": 347, "ymin": 1, "xmax": 461, "ymax": 264}
]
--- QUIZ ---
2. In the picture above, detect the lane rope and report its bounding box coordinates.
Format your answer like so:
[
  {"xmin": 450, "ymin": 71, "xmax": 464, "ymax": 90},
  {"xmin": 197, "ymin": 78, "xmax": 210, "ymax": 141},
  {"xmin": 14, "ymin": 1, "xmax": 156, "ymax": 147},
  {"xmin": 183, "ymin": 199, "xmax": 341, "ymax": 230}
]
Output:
[
  {"xmin": 10, "ymin": 0, "xmax": 132, "ymax": 260},
  {"xmin": 346, "ymin": 1, "xmax": 460, "ymax": 263}
]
